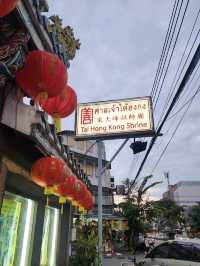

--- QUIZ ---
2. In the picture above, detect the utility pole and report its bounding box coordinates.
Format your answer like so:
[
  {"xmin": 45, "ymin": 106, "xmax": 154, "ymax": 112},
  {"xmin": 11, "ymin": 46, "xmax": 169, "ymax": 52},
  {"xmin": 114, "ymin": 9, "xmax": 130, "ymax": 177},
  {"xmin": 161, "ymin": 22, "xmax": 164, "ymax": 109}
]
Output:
[
  {"xmin": 97, "ymin": 140, "xmax": 103, "ymax": 266},
  {"xmin": 164, "ymin": 172, "xmax": 170, "ymax": 187},
  {"xmin": 164, "ymin": 172, "xmax": 172, "ymax": 200}
]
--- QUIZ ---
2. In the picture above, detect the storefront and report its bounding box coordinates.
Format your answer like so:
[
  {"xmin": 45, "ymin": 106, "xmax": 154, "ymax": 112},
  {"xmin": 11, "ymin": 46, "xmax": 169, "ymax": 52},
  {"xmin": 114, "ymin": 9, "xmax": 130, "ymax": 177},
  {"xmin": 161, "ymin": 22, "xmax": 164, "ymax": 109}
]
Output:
[
  {"xmin": 0, "ymin": 129, "xmax": 72, "ymax": 266},
  {"xmin": 0, "ymin": 1, "xmax": 87, "ymax": 266}
]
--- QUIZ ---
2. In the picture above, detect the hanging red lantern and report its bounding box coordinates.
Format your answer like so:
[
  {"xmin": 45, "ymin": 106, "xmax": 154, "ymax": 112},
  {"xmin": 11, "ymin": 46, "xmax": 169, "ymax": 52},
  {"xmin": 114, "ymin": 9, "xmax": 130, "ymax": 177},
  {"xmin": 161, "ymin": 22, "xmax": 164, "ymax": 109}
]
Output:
[
  {"xmin": 31, "ymin": 157, "xmax": 68, "ymax": 194},
  {"xmin": 40, "ymin": 85, "xmax": 77, "ymax": 118},
  {"xmin": 73, "ymin": 180, "xmax": 87, "ymax": 206},
  {"xmin": 40, "ymin": 85, "xmax": 77, "ymax": 132},
  {"xmin": 81, "ymin": 189, "xmax": 94, "ymax": 211},
  {"xmin": 53, "ymin": 175, "xmax": 77, "ymax": 201},
  {"xmin": 0, "ymin": 0, "xmax": 19, "ymax": 16},
  {"xmin": 16, "ymin": 50, "xmax": 68, "ymax": 100}
]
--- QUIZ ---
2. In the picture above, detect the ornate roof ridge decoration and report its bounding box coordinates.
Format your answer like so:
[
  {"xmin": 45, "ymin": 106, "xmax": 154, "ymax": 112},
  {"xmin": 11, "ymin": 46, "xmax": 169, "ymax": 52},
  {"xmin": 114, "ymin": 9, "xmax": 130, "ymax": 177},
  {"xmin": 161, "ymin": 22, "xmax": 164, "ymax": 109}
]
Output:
[
  {"xmin": 48, "ymin": 15, "xmax": 81, "ymax": 61},
  {"xmin": 0, "ymin": 19, "xmax": 29, "ymax": 89}
]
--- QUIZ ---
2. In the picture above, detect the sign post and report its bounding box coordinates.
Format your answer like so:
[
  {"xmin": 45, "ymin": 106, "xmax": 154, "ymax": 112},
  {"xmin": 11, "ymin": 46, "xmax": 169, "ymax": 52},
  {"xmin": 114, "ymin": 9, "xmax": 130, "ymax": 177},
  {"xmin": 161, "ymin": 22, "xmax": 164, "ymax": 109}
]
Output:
[
  {"xmin": 97, "ymin": 140, "xmax": 103, "ymax": 265},
  {"xmin": 75, "ymin": 96, "xmax": 154, "ymax": 264}
]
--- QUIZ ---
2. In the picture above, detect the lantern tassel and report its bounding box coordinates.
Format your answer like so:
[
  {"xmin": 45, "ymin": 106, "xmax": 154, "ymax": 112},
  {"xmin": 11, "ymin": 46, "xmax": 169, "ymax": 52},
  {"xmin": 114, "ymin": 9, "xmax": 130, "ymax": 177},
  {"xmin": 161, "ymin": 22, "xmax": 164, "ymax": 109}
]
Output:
[
  {"xmin": 61, "ymin": 204, "xmax": 64, "ymax": 215},
  {"xmin": 36, "ymin": 91, "xmax": 48, "ymax": 102},
  {"xmin": 46, "ymin": 195, "xmax": 49, "ymax": 207},
  {"xmin": 59, "ymin": 197, "xmax": 66, "ymax": 215},
  {"xmin": 53, "ymin": 114, "xmax": 61, "ymax": 133}
]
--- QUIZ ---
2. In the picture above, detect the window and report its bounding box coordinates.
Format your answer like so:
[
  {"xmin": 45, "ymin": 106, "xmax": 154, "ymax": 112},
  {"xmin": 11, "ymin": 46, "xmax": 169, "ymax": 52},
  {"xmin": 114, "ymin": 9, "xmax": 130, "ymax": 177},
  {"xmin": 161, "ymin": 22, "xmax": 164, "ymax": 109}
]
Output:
[
  {"xmin": 148, "ymin": 242, "xmax": 195, "ymax": 261},
  {"xmin": 193, "ymin": 244, "xmax": 200, "ymax": 262},
  {"xmin": 86, "ymin": 162, "xmax": 94, "ymax": 176},
  {"xmin": 0, "ymin": 192, "xmax": 37, "ymax": 266},
  {"xmin": 40, "ymin": 207, "xmax": 60, "ymax": 266},
  {"xmin": 148, "ymin": 244, "xmax": 170, "ymax": 259},
  {"xmin": 168, "ymin": 243, "xmax": 193, "ymax": 261}
]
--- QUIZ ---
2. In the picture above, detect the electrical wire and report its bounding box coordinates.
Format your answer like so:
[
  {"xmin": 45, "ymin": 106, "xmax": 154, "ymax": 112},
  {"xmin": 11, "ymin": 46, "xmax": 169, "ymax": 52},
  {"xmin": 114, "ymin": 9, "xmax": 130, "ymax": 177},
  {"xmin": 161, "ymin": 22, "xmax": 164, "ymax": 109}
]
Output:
[
  {"xmin": 166, "ymin": 63, "xmax": 200, "ymax": 121},
  {"xmin": 148, "ymin": 66, "xmax": 200, "ymax": 166},
  {"xmin": 166, "ymin": 86, "xmax": 200, "ymax": 121},
  {"xmin": 153, "ymin": 0, "xmax": 190, "ymax": 110},
  {"xmin": 151, "ymin": 0, "xmax": 180, "ymax": 99},
  {"xmin": 129, "ymin": 42, "xmax": 200, "ymax": 192},
  {"xmin": 151, "ymin": 0, "xmax": 184, "ymax": 102},
  {"xmin": 157, "ymin": 13, "xmax": 200, "ymax": 127},
  {"xmin": 161, "ymin": 9, "xmax": 200, "ymax": 109},
  {"xmin": 151, "ymin": 83, "xmax": 200, "ymax": 173}
]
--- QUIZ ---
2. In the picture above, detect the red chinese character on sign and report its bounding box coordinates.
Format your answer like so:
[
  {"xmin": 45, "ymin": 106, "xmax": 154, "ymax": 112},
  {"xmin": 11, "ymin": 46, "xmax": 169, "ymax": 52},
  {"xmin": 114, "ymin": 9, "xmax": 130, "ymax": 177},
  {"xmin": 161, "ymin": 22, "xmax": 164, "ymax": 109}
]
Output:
[{"xmin": 81, "ymin": 108, "xmax": 93, "ymax": 124}]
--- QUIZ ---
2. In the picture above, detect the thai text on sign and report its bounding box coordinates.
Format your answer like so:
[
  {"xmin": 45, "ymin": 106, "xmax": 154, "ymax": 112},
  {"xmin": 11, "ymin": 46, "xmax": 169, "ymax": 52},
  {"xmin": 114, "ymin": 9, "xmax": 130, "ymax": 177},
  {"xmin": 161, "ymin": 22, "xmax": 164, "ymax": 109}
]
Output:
[{"xmin": 75, "ymin": 97, "xmax": 154, "ymax": 139}]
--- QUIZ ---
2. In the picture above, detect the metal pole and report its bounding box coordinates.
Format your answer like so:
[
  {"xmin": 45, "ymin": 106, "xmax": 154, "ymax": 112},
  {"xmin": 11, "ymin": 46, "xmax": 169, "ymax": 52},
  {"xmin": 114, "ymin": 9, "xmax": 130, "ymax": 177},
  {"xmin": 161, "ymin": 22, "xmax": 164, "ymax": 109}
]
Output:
[
  {"xmin": 101, "ymin": 138, "xmax": 129, "ymax": 175},
  {"xmin": 97, "ymin": 140, "xmax": 103, "ymax": 265}
]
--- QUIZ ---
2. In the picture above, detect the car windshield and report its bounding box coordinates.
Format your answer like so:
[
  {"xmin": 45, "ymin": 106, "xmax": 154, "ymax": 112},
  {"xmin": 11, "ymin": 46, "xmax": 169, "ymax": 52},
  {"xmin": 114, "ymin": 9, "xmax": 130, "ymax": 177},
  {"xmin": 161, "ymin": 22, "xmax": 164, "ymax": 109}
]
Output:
[{"xmin": 147, "ymin": 241, "xmax": 197, "ymax": 262}]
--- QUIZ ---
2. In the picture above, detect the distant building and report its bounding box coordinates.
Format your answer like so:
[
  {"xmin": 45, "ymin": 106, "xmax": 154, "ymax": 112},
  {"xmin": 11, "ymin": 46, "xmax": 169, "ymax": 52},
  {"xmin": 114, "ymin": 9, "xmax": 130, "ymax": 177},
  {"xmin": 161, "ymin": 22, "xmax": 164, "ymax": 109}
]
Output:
[
  {"xmin": 60, "ymin": 130, "xmax": 115, "ymax": 216},
  {"xmin": 163, "ymin": 181, "xmax": 200, "ymax": 207}
]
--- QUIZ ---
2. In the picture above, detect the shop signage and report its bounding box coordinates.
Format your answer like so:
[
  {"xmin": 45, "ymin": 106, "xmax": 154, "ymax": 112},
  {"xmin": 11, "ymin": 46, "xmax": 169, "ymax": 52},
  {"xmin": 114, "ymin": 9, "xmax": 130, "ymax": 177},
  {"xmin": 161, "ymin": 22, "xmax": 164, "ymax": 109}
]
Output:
[{"xmin": 75, "ymin": 97, "xmax": 154, "ymax": 140}]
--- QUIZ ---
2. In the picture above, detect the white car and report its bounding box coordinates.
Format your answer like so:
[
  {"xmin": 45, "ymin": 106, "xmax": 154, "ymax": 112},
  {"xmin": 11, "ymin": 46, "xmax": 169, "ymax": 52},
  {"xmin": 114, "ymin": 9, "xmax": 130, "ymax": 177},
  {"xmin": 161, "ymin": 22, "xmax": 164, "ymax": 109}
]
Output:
[{"xmin": 137, "ymin": 239, "xmax": 200, "ymax": 266}]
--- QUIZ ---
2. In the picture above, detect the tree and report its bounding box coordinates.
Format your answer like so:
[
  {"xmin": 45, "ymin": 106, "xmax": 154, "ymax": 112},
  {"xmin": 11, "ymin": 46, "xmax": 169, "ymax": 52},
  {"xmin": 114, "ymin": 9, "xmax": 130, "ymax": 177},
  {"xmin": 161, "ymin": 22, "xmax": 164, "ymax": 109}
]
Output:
[
  {"xmin": 189, "ymin": 203, "xmax": 200, "ymax": 232},
  {"xmin": 137, "ymin": 175, "xmax": 162, "ymax": 206},
  {"xmin": 152, "ymin": 199, "xmax": 185, "ymax": 233},
  {"xmin": 119, "ymin": 175, "xmax": 161, "ymax": 250}
]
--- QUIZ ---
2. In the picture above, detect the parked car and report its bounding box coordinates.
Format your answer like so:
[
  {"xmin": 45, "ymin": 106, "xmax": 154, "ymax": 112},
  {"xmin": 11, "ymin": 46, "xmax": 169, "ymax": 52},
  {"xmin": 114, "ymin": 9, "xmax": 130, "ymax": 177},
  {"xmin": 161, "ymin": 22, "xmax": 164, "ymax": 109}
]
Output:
[{"xmin": 137, "ymin": 239, "xmax": 200, "ymax": 266}]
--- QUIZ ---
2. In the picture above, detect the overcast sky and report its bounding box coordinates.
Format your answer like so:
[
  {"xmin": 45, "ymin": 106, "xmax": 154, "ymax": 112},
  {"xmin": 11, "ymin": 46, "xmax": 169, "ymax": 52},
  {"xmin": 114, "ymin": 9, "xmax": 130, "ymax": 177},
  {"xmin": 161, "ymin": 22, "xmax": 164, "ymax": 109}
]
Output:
[{"xmin": 49, "ymin": 0, "xmax": 200, "ymax": 198}]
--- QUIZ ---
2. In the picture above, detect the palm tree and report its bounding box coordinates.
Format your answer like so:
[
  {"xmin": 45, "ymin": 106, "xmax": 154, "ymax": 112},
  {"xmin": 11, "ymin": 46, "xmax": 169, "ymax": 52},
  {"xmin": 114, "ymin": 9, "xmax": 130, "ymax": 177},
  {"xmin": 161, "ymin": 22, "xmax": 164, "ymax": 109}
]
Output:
[
  {"xmin": 119, "ymin": 175, "xmax": 162, "ymax": 250},
  {"xmin": 137, "ymin": 175, "xmax": 162, "ymax": 206}
]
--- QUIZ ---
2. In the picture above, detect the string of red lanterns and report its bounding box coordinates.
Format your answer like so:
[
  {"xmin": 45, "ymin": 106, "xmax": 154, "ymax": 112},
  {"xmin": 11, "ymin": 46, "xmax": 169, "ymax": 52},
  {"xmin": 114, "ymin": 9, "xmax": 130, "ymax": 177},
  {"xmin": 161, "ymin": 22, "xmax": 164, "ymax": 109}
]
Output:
[{"xmin": 31, "ymin": 157, "xmax": 94, "ymax": 212}]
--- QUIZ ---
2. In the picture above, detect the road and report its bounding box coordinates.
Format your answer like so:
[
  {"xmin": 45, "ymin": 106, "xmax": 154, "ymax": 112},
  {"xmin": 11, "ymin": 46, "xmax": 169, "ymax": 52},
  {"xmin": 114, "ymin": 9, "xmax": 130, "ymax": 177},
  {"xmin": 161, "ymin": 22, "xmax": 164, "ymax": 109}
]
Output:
[{"xmin": 103, "ymin": 253, "xmax": 144, "ymax": 266}]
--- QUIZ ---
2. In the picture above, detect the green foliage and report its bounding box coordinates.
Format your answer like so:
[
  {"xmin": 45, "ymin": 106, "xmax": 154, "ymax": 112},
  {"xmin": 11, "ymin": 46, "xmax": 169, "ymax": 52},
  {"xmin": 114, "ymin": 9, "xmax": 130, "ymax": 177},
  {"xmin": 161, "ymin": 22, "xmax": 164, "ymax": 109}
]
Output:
[
  {"xmin": 189, "ymin": 203, "xmax": 200, "ymax": 232},
  {"xmin": 71, "ymin": 233, "xmax": 99, "ymax": 266},
  {"xmin": 151, "ymin": 199, "xmax": 185, "ymax": 231},
  {"xmin": 119, "ymin": 175, "xmax": 161, "ymax": 250}
]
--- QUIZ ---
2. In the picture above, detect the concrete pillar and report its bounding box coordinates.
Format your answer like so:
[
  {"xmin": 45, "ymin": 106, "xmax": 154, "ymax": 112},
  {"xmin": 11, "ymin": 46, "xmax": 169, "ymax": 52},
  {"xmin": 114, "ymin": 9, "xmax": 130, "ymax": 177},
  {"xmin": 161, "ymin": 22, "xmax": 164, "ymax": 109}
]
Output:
[
  {"xmin": 31, "ymin": 202, "xmax": 45, "ymax": 266},
  {"xmin": 58, "ymin": 202, "xmax": 72, "ymax": 266}
]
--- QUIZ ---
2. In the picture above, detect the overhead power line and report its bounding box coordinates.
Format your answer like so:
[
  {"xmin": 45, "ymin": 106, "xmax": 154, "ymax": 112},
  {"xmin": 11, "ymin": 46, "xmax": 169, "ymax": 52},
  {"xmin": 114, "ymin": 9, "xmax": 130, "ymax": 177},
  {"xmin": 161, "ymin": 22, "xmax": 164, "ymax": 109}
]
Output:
[
  {"xmin": 151, "ymin": 0, "xmax": 180, "ymax": 99},
  {"xmin": 129, "ymin": 42, "xmax": 200, "ymax": 191},
  {"xmin": 166, "ymin": 63, "xmax": 200, "ymax": 121},
  {"xmin": 153, "ymin": 0, "xmax": 190, "ymax": 110},
  {"xmin": 157, "ymin": 9, "xmax": 200, "ymax": 126},
  {"xmin": 151, "ymin": 83, "xmax": 200, "ymax": 173}
]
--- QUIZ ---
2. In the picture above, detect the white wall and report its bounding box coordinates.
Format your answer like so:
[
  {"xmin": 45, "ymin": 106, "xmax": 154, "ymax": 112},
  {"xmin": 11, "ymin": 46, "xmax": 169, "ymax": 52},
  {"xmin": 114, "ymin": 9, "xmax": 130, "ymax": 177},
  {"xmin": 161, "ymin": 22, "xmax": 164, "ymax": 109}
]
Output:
[{"xmin": 174, "ymin": 182, "xmax": 200, "ymax": 206}]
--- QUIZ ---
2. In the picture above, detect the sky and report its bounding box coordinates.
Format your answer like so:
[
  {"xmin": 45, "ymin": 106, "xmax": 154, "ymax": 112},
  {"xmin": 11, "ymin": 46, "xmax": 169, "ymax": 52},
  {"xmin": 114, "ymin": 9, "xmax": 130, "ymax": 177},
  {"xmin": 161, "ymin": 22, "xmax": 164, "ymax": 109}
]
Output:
[{"xmin": 48, "ymin": 0, "xmax": 200, "ymax": 199}]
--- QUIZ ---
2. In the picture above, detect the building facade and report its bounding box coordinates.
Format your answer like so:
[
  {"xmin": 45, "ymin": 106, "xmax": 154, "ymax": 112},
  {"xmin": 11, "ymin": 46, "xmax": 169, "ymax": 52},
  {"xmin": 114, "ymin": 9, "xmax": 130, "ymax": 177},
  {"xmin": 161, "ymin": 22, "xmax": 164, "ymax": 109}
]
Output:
[
  {"xmin": 163, "ymin": 181, "xmax": 200, "ymax": 207},
  {"xmin": 60, "ymin": 130, "xmax": 115, "ymax": 217},
  {"xmin": 0, "ymin": 1, "xmax": 89, "ymax": 266}
]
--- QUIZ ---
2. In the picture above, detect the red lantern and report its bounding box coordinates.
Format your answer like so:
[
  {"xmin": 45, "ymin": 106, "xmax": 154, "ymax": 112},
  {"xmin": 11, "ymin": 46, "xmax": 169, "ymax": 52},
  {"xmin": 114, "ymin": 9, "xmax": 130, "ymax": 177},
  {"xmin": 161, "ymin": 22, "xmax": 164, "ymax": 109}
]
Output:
[
  {"xmin": 0, "ymin": 0, "xmax": 19, "ymax": 16},
  {"xmin": 53, "ymin": 175, "xmax": 77, "ymax": 200},
  {"xmin": 82, "ymin": 190, "xmax": 94, "ymax": 211},
  {"xmin": 40, "ymin": 85, "xmax": 77, "ymax": 132},
  {"xmin": 40, "ymin": 85, "xmax": 77, "ymax": 118},
  {"xmin": 73, "ymin": 180, "xmax": 87, "ymax": 205},
  {"xmin": 16, "ymin": 50, "xmax": 68, "ymax": 100},
  {"xmin": 31, "ymin": 157, "xmax": 67, "ymax": 190}
]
